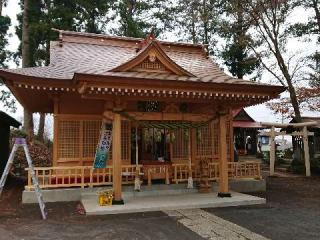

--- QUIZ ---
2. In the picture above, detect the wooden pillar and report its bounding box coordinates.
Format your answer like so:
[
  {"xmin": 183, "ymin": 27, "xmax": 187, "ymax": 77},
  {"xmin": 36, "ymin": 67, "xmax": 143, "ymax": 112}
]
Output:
[
  {"xmin": 187, "ymin": 128, "xmax": 193, "ymax": 189},
  {"xmin": 270, "ymin": 126, "xmax": 275, "ymax": 176},
  {"xmin": 191, "ymin": 128, "xmax": 197, "ymax": 164},
  {"xmin": 229, "ymin": 115, "xmax": 234, "ymax": 162},
  {"xmin": 303, "ymin": 126, "xmax": 311, "ymax": 177},
  {"xmin": 218, "ymin": 113, "xmax": 231, "ymax": 197},
  {"xmin": 52, "ymin": 97, "xmax": 59, "ymax": 166},
  {"xmin": 112, "ymin": 113, "xmax": 124, "ymax": 204}
]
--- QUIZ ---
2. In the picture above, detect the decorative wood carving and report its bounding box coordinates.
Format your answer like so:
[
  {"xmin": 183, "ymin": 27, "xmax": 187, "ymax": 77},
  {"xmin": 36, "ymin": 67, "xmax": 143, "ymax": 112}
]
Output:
[
  {"xmin": 132, "ymin": 57, "xmax": 169, "ymax": 73},
  {"xmin": 163, "ymin": 103, "xmax": 180, "ymax": 113}
]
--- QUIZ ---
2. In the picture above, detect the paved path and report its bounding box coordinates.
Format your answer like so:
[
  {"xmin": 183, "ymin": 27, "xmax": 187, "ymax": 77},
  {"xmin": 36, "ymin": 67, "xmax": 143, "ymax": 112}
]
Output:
[{"xmin": 164, "ymin": 208, "xmax": 269, "ymax": 240}]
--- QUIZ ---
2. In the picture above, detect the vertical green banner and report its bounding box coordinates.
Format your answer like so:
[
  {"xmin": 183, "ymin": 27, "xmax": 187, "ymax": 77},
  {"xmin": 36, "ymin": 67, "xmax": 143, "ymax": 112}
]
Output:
[{"xmin": 93, "ymin": 123, "xmax": 113, "ymax": 169}]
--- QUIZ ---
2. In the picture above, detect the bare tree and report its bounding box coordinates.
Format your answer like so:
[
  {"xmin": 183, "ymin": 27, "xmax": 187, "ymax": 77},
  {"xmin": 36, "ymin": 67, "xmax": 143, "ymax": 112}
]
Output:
[
  {"xmin": 245, "ymin": 0, "xmax": 302, "ymax": 122},
  {"xmin": 22, "ymin": 0, "xmax": 34, "ymax": 139}
]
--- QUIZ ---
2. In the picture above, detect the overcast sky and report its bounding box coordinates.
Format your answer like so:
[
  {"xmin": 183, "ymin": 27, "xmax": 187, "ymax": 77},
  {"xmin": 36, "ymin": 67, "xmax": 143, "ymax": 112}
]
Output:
[{"xmin": 1, "ymin": 0, "xmax": 319, "ymax": 125}]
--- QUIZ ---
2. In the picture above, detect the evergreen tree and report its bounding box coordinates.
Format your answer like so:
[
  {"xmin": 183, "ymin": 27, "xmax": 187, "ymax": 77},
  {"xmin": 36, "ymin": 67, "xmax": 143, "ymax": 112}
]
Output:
[
  {"xmin": 290, "ymin": 0, "xmax": 320, "ymax": 41},
  {"xmin": 76, "ymin": 0, "xmax": 112, "ymax": 33},
  {"xmin": 112, "ymin": 0, "xmax": 173, "ymax": 38},
  {"xmin": 173, "ymin": 0, "xmax": 219, "ymax": 50},
  {"xmin": 0, "ymin": 0, "xmax": 16, "ymax": 111},
  {"xmin": 219, "ymin": 0, "xmax": 260, "ymax": 79}
]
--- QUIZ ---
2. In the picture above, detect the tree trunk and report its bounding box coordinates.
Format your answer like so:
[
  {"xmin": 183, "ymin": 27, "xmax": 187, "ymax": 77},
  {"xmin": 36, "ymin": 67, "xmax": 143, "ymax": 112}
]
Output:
[
  {"xmin": 0, "ymin": 0, "xmax": 3, "ymax": 16},
  {"xmin": 37, "ymin": 113, "xmax": 45, "ymax": 141},
  {"xmin": 23, "ymin": 109, "xmax": 34, "ymax": 139},
  {"xmin": 22, "ymin": 0, "xmax": 34, "ymax": 140},
  {"xmin": 202, "ymin": 0, "xmax": 209, "ymax": 44},
  {"xmin": 312, "ymin": 0, "xmax": 320, "ymax": 34}
]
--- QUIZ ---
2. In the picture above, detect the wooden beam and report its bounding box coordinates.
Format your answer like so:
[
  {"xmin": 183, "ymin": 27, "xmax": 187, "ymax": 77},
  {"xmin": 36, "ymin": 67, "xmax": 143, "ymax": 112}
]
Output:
[
  {"xmin": 259, "ymin": 131, "xmax": 314, "ymax": 137},
  {"xmin": 104, "ymin": 110, "xmax": 213, "ymax": 122},
  {"xmin": 303, "ymin": 126, "xmax": 311, "ymax": 177},
  {"xmin": 218, "ymin": 114, "xmax": 231, "ymax": 197},
  {"xmin": 112, "ymin": 113, "xmax": 123, "ymax": 204},
  {"xmin": 261, "ymin": 121, "xmax": 319, "ymax": 128}
]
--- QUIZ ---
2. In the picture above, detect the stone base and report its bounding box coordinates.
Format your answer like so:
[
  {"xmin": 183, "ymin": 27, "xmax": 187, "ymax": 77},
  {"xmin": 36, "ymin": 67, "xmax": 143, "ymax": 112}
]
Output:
[
  {"xmin": 218, "ymin": 192, "xmax": 232, "ymax": 198},
  {"xmin": 82, "ymin": 191, "xmax": 266, "ymax": 215},
  {"xmin": 22, "ymin": 179, "xmax": 266, "ymax": 203},
  {"xmin": 112, "ymin": 199, "xmax": 124, "ymax": 205}
]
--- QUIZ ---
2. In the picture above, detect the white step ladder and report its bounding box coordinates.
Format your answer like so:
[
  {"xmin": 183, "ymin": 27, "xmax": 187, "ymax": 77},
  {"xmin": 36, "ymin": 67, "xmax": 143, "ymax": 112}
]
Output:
[{"xmin": 0, "ymin": 138, "xmax": 47, "ymax": 220}]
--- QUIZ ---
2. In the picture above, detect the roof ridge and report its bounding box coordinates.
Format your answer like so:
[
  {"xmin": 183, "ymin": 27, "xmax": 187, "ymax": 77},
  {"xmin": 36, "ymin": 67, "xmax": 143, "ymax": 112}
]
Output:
[{"xmin": 52, "ymin": 29, "xmax": 205, "ymax": 49}]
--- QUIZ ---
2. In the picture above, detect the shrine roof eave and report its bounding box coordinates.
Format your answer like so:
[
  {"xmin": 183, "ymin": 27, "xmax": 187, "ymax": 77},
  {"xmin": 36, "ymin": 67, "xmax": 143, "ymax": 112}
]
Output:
[
  {"xmin": 73, "ymin": 72, "xmax": 286, "ymax": 97},
  {"xmin": 0, "ymin": 70, "xmax": 286, "ymax": 113},
  {"xmin": 0, "ymin": 69, "xmax": 71, "ymax": 87}
]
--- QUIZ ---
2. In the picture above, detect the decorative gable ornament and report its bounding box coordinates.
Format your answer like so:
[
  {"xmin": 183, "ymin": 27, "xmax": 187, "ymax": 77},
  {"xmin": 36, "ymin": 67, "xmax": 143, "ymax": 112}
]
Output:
[
  {"xmin": 149, "ymin": 52, "xmax": 156, "ymax": 62},
  {"xmin": 110, "ymin": 37, "xmax": 195, "ymax": 77}
]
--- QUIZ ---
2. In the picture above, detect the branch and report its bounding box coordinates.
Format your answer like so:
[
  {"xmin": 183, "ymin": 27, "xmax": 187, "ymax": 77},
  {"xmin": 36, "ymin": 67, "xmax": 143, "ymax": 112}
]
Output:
[{"xmin": 249, "ymin": 44, "xmax": 286, "ymax": 86}]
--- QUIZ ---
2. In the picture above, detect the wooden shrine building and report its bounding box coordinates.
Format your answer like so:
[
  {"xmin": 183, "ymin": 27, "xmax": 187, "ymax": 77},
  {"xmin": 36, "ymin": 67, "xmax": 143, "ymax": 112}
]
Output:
[
  {"xmin": 289, "ymin": 117, "xmax": 320, "ymax": 160},
  {"xmin": 233, "ymin": 109, "xmax": 263, "ymax": 156},
  {"xmin": 0, "ymin": 30, "xmax": 285, "ymax": 203}
]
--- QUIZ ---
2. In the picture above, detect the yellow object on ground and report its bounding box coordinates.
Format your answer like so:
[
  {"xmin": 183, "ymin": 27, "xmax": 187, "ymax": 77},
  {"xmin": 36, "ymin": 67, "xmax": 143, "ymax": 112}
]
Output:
[{"xmin": 97, "ymin": 189, "xmax": 113, "ymax": 206}]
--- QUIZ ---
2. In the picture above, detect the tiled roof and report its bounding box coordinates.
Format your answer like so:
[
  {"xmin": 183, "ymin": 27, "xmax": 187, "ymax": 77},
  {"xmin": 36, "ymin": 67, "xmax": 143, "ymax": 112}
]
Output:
[{"xmin": 1, "ymin": 30, "xmax": 274, "ymax": 86}]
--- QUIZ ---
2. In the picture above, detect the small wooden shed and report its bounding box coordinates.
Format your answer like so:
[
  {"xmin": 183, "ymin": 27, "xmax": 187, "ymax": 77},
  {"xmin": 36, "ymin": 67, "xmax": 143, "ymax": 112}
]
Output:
[{"xmin": 0, "ymin": 111, "xmax": 21, "ymax": 176}]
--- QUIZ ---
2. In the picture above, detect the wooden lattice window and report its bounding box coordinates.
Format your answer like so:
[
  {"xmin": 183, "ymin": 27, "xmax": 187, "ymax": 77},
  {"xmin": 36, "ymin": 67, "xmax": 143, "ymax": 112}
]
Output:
[
  {"xmin": 58, "ymin": 121, "xmax": 80, "ymax": 159},
  {"xmin": 121, "ymin": 121, "xmax": 131, "ymax": 161},
  {"xmin": 83, "ymin": 120, "xmax": 101, "ymax": 158},
  {"xmin": 57, "ymin": 119, "xmax": 130, "ymax": 165},
  {"xmin": 172, "ymin": 129, "xmax": 190, "ymax": 161},
  {"xmin": 196, "ymin": 124, "xmax": 212, "ymax": 157}
]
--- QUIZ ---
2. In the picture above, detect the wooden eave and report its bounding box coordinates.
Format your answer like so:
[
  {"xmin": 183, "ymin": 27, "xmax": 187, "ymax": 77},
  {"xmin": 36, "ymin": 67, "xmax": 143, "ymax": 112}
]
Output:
[
  {"xmin": 74, "ymin": 73, "xmax": 285, "ymax": 107},
  {"xmin": 110, "ymin": 40, "xmax": 195, "ymax": 77},
  {"xmin": 74, "ymin": 72, "xmax": 285, "ymax": 96},
  {"xmin": 0, "ymin": 70, "xmax": 75, "ymax": 113}
]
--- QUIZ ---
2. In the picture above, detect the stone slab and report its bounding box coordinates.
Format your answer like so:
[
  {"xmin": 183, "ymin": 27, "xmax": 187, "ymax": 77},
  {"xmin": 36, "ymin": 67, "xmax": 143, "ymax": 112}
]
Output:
[
  {"xmin": 22, "ymin": 179, "xmax": 265, "ymax": 203},
  {"xmin": 82, "ymin": 191, "xmax": 266, "ymax": 215}
]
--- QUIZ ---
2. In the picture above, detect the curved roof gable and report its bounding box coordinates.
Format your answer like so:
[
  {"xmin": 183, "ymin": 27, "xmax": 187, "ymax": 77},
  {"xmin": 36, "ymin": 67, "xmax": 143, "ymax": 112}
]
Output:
[{"xmin": 110, "ymin": 39, "xmax": 195, "ymax": 77}]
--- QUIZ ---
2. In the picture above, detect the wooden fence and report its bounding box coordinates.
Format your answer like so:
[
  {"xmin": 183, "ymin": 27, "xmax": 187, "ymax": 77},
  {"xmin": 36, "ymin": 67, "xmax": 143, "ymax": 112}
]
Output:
[
  {"xmin": 25, "ymin": 161, "xmax": 261, "ymax": 189},
  {"xmin": 25, "ymin": 165, "xmax": 142, "ymax": 190}
]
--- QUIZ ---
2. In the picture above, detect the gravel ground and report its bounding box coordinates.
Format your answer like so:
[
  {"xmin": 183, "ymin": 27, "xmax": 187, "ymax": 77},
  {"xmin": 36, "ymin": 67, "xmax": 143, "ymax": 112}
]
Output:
[
  {"xmin": 0, "ymin": 178, "xmax": 202, "ymax": 240},
  {"xmin": 206, "ymin": 176, "xmax": 320, "ymax": 240},
  {"xmin": 1, "ymin": 176, "xmax": 320, "ymax": 240}
]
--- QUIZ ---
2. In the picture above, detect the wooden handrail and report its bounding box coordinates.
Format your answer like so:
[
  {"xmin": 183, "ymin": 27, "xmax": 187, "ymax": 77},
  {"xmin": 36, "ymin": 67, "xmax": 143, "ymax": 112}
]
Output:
[
  {"xmin": 25, "ymin": 165, "xmax": 142, "ymax": 190},
  {"xmin": 25, "ymin": 162, "xmax": 261, "ymax": 190}
]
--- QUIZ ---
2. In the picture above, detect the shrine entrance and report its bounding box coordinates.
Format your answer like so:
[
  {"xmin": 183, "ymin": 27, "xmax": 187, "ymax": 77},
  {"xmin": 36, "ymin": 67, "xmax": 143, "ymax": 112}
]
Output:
[{"xmin": 139, "ymin": 127, "xmax": 170, "ymax": 163}]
